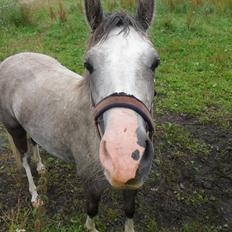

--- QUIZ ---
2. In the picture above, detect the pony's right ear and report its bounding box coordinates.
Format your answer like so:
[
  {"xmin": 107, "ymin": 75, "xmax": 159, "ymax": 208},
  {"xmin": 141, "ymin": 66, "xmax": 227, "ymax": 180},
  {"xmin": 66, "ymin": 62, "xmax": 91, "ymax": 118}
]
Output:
[
  {"xmin": 84, "ymin": 0, "xmax": 103, "ymax": 31},
  {"xmin": 135, "ymin": 0, "xmax": 155, "ymax": 31}
]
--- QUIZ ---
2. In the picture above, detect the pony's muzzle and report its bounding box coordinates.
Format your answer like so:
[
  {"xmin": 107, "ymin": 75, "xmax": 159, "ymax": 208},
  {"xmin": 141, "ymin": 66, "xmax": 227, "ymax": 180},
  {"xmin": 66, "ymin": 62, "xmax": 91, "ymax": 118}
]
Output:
[{"xmin": 99, "ymin": 108, "xmax": 154, "ymax": 189}]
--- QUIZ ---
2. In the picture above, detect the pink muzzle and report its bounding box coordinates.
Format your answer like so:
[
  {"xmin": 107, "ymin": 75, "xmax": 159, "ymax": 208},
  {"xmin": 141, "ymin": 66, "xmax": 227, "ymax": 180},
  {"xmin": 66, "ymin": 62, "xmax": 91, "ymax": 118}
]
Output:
[
  {"xmin": 99, "ymin": 108, "xmax": 145, "ymax": 187},
  {"xmin": 93, "ymin": 95, "xmax": 154, "ymax": 188}
]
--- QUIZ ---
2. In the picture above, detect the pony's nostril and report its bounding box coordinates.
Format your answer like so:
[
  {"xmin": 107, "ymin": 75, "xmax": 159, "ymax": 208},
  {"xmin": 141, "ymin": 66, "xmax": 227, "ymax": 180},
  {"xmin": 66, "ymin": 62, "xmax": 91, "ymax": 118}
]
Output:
[{"xmin": 131, "ymin": 149, "xmax": 140, "ymax": 161}]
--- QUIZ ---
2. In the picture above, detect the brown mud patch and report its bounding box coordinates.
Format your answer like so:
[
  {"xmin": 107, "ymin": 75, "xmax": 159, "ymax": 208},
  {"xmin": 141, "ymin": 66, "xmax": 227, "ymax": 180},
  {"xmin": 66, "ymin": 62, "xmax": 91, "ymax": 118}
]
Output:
[{"xmin": 0, "ymin": 114, "xmax": 231, "ymax": 231}]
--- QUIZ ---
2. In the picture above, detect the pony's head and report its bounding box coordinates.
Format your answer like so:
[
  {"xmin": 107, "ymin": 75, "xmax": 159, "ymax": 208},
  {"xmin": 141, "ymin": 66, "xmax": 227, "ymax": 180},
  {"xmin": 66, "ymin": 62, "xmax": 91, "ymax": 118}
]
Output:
[{"xmin": 84, "ymin": 0, "xmax": 159, "ymax": 189}]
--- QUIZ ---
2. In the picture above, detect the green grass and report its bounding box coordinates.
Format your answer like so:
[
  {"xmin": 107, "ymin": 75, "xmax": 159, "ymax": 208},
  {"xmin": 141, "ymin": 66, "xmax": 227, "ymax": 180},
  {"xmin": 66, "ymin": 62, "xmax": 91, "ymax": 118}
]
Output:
[
  {"xmin": 0, "ymin": 0, "xmax": 232, "ymax": 231},
  {"xmin": 152, "ymin": 6, "xmax": 232, "ymax": 125},
  {"xmin": 0, "ymin": 0, "xmax": 231, "ymax": 125}
]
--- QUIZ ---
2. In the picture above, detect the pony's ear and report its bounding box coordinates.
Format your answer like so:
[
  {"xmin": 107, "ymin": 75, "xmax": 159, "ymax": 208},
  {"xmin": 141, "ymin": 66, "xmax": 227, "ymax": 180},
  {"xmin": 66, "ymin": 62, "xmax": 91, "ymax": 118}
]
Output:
[
  {"xmin": 135, "ymin": 0, "xmax": 155, "ymax": 31},
  {"xmin": 84, "ymin": 0, "xmax": 103, "ymax": 30}
]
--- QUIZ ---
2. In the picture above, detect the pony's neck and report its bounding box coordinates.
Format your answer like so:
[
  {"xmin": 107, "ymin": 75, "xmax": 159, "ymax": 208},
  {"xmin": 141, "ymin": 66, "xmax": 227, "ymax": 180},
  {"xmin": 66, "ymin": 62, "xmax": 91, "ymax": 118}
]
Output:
[
  {"xmin": 69, "ymin": 76, "xmax": 102, "ymax": 177},
  {"xmin": 75, "ymin": 76, "xmax": 93, "ymax": 118},
  {"xmin": 71, "ymin": 75, "xmax": 99, "ymax": 142}
]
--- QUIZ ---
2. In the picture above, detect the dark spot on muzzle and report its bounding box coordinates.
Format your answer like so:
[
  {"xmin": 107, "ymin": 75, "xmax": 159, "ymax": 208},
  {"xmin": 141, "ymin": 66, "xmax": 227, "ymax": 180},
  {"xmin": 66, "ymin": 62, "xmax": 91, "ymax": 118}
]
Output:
[{"xmin": 131, "ymin": 150, "xmax": 140, "ymax": 161}]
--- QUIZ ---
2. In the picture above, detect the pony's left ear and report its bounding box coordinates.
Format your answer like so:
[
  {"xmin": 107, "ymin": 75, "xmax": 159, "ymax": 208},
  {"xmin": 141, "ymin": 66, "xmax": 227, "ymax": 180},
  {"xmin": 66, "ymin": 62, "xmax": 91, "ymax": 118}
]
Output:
[
  {"xmin": 84, "ymin": 0, "xmax": 103, "ymax": 30},
  {"xmin": 135, "ymin": 0, "xmax": 155, "ymax": 31}
]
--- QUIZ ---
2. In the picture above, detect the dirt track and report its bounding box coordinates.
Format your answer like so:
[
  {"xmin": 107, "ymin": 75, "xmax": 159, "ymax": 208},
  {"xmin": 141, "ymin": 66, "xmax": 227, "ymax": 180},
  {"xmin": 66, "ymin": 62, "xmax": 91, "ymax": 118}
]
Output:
[{"xmin": 0, "ymin": 114, "xmax": 231, "ymax": 231}]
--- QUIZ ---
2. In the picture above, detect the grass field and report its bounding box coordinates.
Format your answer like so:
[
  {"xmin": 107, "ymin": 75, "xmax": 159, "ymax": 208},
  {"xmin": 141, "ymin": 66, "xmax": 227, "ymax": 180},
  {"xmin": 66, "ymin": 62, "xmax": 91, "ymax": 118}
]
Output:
[{"xmin": 0, "ymin": 0, "xmax": 232, "ymax": 231}]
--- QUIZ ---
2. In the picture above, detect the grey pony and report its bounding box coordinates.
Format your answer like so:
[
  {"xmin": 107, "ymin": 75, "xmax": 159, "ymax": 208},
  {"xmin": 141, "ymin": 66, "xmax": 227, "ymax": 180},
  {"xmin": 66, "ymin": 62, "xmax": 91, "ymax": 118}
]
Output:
[{"xmin": 0, "ymin": 0, "xmax": 158, "ymax": 231}]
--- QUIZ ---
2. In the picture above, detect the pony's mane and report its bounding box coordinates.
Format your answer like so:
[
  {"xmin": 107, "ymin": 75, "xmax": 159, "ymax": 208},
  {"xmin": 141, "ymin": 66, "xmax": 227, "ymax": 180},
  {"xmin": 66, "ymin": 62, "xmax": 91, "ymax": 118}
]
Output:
[{"xmin": 89, "ymin": 12, "xmax": 145, "ymax": 46}]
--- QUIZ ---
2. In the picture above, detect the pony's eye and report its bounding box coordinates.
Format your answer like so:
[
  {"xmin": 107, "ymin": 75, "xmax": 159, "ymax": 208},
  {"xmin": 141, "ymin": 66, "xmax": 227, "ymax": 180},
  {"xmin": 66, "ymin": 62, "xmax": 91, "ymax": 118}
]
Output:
[
  {"xmin": 151, "ymin": 58, "xmax": 160, "ymax": 71},
  {"xmin": 84, "ymin": 61, "xmax": 94, "ymax": 74}
]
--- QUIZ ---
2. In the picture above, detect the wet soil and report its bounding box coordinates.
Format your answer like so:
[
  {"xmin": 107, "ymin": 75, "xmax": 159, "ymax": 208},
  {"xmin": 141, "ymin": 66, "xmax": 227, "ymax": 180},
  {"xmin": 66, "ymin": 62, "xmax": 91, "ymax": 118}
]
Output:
[{"xmin": 0, "ymin": 114, "xmax": 231, "ymax": 231}]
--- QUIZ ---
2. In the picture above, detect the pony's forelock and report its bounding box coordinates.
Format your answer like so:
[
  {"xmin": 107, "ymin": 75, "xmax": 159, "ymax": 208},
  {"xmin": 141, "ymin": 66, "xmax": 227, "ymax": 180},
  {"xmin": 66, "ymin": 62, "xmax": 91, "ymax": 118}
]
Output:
[{"xmin": 89, "ymin": 12, "xmax": 146, "ymax": 47}]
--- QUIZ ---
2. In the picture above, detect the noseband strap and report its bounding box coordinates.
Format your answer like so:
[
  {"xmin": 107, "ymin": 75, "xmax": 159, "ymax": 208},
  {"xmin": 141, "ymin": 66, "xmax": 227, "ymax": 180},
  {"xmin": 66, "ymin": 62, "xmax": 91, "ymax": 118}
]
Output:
[{"xmin": 93, "ymin": 95, "xmax": 154, "ymax": 138}]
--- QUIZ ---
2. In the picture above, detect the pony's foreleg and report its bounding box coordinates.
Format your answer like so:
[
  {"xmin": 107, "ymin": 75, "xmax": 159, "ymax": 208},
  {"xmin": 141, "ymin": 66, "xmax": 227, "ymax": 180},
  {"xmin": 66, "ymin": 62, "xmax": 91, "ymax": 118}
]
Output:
[
  {"xmin": 30, "ymin": 139, "xmax": 46, "ymax": 175},
  {"xmin": 85, "ymin": 184, "xmax": 102, "ymax": 232},
  {"xmin": 123, "ymin": 189, "xmax": 137, "ymax": 232}
]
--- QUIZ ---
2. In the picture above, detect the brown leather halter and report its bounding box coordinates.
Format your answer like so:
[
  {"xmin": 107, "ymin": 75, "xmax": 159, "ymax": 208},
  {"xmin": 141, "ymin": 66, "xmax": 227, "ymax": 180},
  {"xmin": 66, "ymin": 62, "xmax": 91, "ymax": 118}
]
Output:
[{"xmin": 92, "ymin": 94, "xmax": 154, "ymax": 138}]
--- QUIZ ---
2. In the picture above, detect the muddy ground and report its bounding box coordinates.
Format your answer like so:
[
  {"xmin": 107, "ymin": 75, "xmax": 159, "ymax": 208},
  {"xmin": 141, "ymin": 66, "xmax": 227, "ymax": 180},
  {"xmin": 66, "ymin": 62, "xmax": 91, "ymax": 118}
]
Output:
[{"xmin": 0, "ymin": 114, "xmax": 231, "ymax": 232}]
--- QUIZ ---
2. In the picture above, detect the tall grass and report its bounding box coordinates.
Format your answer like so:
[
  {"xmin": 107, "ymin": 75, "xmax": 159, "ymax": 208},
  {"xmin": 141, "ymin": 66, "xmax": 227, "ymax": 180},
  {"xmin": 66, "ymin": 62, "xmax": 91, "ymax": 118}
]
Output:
[
  {"xmin": 76, "ymin": 0, "xmax": 83, "ymax": 14},
  {"xmin": 0, "ymin": 0, "xmax": 49, "ymax": 26},
  {"xmin": 162, "ymin": 0, "xmax": 232, "ymax": 15},
  {"xmin": 1, "ymin": 0, "xmax": 231, "ymax": 27},
  {"xmin": 0, "ymin": 200, "xmax": 31, "ymax": 232},
  {"xmin": 108, "ymin": 0, "xmax": 117, "ymax": 11}
]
